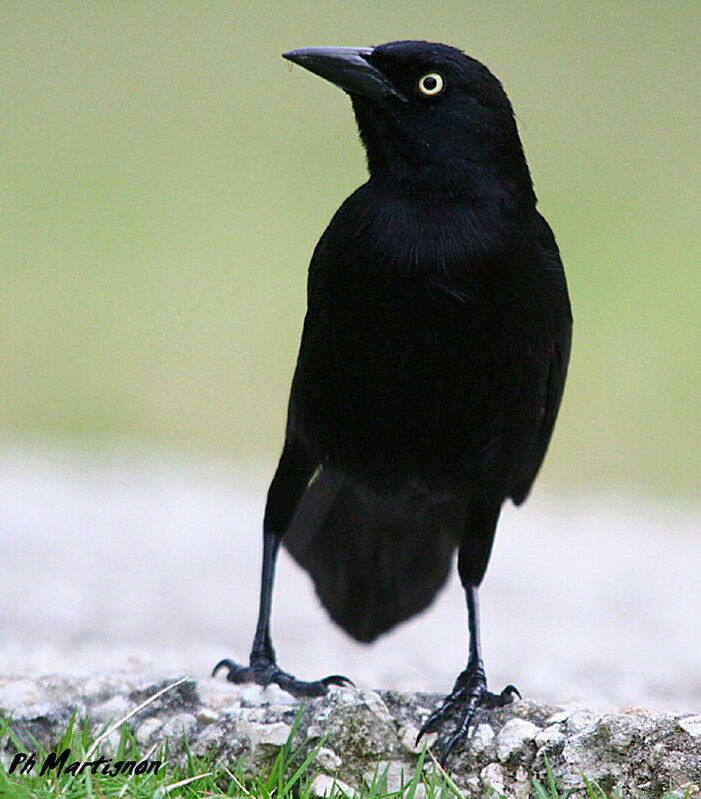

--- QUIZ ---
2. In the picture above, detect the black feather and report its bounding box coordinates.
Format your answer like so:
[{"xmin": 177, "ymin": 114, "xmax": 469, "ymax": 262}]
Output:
[{"xmin": 283, "ymin": 471, "xmax": 457, "ymax": 642}]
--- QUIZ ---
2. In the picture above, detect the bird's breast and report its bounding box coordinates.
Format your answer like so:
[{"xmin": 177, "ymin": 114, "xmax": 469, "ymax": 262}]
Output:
[
  {"xmin": 295, "ymin": 267, "xmax": 527, "ymax": 482},
  {"xmin": 290, "ymin": 186, "xmax": 562, "ymax": 482}
]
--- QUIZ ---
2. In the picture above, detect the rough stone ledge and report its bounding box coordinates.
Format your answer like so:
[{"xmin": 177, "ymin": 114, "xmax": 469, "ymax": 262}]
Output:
[{"xmin": 0, "ymin": 673, "xmax": 699, "ymax": 798}]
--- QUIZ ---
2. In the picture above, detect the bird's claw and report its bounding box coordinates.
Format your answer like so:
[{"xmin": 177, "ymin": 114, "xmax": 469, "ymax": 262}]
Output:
[
  {"xmin": 212, "ymin": 658, "xmax": 353, "ymax": 697},
  {"xmin": 480, "ymin": 683, "xmax": 520, "ymax": 709},
  {"xmin": 416, "ymin": 670, "xmax": 520, "ymax": 766},
  {"xmin": 321, "ymin": 674, "xmax": 355, "ymax": 687},
  {"xmin": 212, "ymin": 658, "xmax": 250, "ymax": 682}
]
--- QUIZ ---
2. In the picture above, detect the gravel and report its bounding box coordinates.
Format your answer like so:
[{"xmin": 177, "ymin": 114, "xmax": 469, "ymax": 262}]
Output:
[{"xmin": 0, "ymin": 674, "xmax": 699, "ymax": 797}]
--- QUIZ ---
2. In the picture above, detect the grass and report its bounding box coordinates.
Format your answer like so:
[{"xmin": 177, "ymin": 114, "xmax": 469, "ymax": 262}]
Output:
[
  {"xmin": 0, "ymin": 2, "xmax": 699, "ymax": 497},
  {"xmin": 0, "ymin": 709, "xmax": 693, "ymax": 799},
  {"xmin": 0, "ymin": 710, "xmax": 445, "ymax": 799}
]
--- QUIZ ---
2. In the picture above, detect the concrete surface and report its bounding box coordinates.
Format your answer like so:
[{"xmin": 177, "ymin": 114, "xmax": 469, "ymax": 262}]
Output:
[{"xmin": 1, "ymin": 444, "xmax": 699, "ymax": 712}]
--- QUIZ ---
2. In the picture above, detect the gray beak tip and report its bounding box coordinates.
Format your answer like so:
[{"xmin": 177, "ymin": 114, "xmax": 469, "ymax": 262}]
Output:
[{"xmin": 280, "ymin": 46, "xmax": 405, "ymax": 103}]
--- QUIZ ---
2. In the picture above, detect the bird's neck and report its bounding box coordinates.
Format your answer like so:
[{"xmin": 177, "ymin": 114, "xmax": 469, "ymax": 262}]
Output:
[
  {"xmin": 368, "ymin": 160, "xmax": 534, "ymax": 210},
  {"xmin": 352, "ymin": 98, "xmax": 536, "ymax": 209},
  {"xmin": 338, "ymin": 179, "xmax": 534, "ymax": 279}
]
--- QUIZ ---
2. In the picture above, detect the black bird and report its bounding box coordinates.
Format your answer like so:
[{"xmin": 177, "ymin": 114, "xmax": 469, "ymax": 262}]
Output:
[{"xmin": 214, "ymin": 40, "xmax": 572, "ymax": 761}]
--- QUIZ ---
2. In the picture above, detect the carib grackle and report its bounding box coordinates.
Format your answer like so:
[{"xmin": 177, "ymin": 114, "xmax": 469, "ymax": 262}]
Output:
[{"xmin": 214, "ymin": 40, "xmax": 572, "ymax": 761}]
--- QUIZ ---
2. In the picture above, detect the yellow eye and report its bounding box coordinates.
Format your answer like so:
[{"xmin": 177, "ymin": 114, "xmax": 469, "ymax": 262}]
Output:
[{"xmin": 417, "ymin": 72, "xmax": 444, "ymax": 96}]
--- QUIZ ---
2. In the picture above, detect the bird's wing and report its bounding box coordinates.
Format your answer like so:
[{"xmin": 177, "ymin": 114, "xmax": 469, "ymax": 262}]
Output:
[
  {"xmin": 509, "ymin": 216, "xmax": 572, "ymax": 506},
  {"xmin": 509, "ymin": 333, "xmax": 570, "ymax": 505}
]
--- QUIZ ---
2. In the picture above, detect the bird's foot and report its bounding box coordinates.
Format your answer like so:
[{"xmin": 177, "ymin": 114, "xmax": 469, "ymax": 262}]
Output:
[
  {"xmin": 211, "ymin": 657, "xmax": 353, "ymax": 698},
  {"xmin": 416, "ymin": 666, "xmax": 520, "ymax": 766}
]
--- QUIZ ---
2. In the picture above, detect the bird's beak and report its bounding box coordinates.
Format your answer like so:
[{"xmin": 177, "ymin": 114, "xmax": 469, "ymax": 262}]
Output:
[{"xmin": 282, "ymin": 46, "xmax": 407, "ymax": 103}]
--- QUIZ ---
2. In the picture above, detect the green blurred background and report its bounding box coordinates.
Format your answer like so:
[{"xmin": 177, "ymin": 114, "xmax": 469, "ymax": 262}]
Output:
[{"xmin": 2, "ymin": 2, "xmax": 699, "ymax": 496}]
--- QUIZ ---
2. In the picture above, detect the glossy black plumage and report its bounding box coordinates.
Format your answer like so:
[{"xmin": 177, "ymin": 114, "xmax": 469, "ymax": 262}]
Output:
[{"xmin": 214, "ymin": 40, "xmax": 571, "ymax": 761}]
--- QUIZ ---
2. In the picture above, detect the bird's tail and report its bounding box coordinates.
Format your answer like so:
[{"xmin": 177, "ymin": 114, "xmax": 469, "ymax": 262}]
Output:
[{"xmin": 283, "ymin": 471, "xmax": 457, "ymax": 643}]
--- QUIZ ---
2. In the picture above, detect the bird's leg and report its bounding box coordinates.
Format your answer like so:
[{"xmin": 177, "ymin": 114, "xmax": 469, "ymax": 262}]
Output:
[
  {"xmin": 417, "ymin": 504, "xmax": 520, "ymax": 762},
  {"xmin": 212, "ymin": 443, "xmax": 353, "ymax": 697},
  {"xmin": 417, "ymin": 586, "xmax": 520, "ymax": 764}
]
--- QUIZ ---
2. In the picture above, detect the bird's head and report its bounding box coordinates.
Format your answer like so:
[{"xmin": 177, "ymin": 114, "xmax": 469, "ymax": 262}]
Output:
[{"xmin": 283, "ymin": 40, "xmax": 535, "ymax": 204}]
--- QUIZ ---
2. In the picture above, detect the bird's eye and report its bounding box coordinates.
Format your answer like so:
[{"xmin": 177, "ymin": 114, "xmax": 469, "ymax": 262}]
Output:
[{"xmin": 417, "ymin": 72, "xmax": 444, "ymax": 96}]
